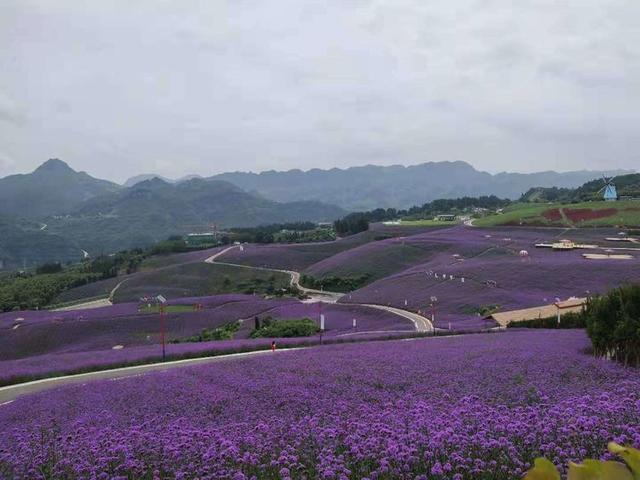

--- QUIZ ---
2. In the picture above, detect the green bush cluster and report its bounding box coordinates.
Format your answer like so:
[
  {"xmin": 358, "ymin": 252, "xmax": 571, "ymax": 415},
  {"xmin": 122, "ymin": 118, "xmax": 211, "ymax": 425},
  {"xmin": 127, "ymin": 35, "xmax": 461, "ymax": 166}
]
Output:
[
  {"xmin": 300, "ymin": 274, "xmax": 371, "ymax": 293},
  {"xmin": 0, "ymin": 272, "xmax": 104, "ymax": 312},
  {"xmin": 508, "ymin": 312, "xmax": 586, "ymax": 329},
  {"xmin": 172, "ymin": 321, "xmax": 241, "ymax": 343},
  {"xmin": 584, "ymin": 284, "xmax": 640, "ymax": 366},
  {"xmin": 250, "ymin": 317, "xmax": 319, "ymax": 338}
]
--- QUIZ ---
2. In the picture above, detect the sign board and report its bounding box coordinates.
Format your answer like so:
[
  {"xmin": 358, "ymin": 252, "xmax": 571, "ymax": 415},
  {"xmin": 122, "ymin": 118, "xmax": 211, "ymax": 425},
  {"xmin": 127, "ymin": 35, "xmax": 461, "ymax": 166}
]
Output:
[
  {"xmin": 320, "ymin": 314, "xmax": 325, "ymax": 331},
  {"xmin": 352, "ymin": 318, "xmax": 357, "ymax": 328},
  {"xmin": 156, "ymin": 295, "xmax": 167, "ymax": 304}
]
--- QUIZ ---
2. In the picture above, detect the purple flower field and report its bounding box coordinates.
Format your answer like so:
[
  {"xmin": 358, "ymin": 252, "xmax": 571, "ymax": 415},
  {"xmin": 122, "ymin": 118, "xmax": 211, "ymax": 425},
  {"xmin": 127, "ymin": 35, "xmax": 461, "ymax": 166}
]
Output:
[
  {"xmin": 0, "ymin": 295, "xmax": 417, "ymax": 384},
  {"xmin": 242, "ymin": 302, "xmax": 413, "ymax": 336},
  {"xmin": 339, "ymin": 226, "xmax": 640, "ymax": 329},
  {"xmin": 1, "ymin": 330, "xmax": 638, "ymax": 479},
  {"xmin": 0, "ymin": 330, "xmax": 417, "ymax": 386},
  {"xmin": 217, "ymin": 225, "xmax": 440, "ymax": 271}
]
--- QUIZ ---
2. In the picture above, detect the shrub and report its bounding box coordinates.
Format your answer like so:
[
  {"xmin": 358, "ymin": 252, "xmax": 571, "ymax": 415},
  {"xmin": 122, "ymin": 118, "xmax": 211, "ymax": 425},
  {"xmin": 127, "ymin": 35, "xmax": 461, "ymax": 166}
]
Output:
[
  {"xmin": 35, "ymin": 262, "xmax": 63, "ymax": 274},
  {"xmin": 584, "ymin": 284, "xmax": 640, "ymax": 366},
  {"xmin": 300, "ymin": 274, "xmax": 371, "ymax": 293},
  {"xmin": 508, "ymin": 312, "xmax": 586, "ymax": 329},
  {"xmin": 250, "ymin": 317, "xmax": 319, "ymax": 338},
  {"xmin": 172, "ymin": 321, "xmax": 241, "ymax": 343}
]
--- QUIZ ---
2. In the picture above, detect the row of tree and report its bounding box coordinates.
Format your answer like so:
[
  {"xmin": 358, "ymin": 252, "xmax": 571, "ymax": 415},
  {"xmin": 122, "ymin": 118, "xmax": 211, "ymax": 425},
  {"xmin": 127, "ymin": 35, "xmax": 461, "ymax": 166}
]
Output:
[
  {"xmin": 333, "ymin": 195, "xmax": 511, "ymax": 236},
  {"xmin": 225, "ymin": 222, "xmax": 332, "ymax": 244}
]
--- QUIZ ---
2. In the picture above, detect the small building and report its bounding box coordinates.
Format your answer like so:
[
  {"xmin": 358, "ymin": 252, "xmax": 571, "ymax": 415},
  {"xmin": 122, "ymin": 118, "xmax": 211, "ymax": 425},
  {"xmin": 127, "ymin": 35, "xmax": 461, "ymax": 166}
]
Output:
[{"xmin": 435, "ymin": 214, "xmax": 456, "ymax": 222}]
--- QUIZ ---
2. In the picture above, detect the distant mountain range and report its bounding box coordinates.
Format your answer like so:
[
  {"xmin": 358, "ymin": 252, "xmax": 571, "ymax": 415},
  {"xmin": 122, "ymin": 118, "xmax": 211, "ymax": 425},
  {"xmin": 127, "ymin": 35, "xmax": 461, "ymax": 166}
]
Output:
[
  {"xmin": 210, "ymin": 162, "xmax": 634, "ymax": 211},
  {"xmin": 0, "ymin": 158, "xmax": 634, "ymax": 269},
  {"xmin": 123, "ymin": 173, "xmax": 202, "ymax": 187},
  {"xmin": 0, "ymin": 160, "xmax": 344, "ymax": 268}
]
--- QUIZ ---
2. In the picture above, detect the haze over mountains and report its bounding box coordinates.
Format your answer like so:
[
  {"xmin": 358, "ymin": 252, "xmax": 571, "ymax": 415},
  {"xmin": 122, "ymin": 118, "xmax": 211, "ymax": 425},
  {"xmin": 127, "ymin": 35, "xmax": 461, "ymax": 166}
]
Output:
[
  {"xmin": 128, "ymin": 162, "xmax": 633, "ymax": 211},
  {"xmin": 0, "ymin": 158, "xmax": 633, "ymax": 269}
]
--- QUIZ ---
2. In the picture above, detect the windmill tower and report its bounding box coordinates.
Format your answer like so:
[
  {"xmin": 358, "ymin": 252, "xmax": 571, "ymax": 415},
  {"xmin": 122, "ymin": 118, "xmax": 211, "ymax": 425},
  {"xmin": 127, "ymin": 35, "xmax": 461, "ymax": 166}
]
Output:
[{"xmin": 599, "ymin": 175, "xmax": 618, "ymax": 201}]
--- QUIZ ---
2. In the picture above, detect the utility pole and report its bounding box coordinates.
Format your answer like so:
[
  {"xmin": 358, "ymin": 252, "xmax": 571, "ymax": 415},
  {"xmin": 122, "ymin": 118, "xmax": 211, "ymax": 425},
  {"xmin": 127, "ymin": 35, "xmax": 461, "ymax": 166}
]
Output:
[{"xmin": 157, "ymin": 295, "xmax": 167, "ymax": 361}]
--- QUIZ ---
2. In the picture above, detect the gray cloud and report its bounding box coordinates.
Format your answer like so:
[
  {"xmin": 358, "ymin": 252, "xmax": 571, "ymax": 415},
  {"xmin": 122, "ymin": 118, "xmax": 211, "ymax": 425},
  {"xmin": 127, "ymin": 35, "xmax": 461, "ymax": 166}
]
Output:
[{"xmin": 0, "ymin": 0, "xmax": 638, "ymax": 182}]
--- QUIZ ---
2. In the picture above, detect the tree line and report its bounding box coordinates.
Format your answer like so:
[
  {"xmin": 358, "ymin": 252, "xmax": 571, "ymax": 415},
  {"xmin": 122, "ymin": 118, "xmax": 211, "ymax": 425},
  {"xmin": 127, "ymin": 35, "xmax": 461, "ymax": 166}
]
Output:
[{"xmin": 334, "ymin": 195, "xmax": 511, "ymax": 236}]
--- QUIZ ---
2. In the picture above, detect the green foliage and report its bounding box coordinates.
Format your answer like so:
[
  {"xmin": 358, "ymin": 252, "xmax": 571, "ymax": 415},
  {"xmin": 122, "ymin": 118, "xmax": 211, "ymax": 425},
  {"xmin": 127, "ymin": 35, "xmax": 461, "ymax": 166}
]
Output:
[
  {"xmin": 148, "ymin": 238, "xmax": 191, "ymax": 255},
  {"xmin": 172, "ymin": 321, "xmax": 241, "ymax": 343},
  {"xmin": 230, "ymin": 224, "xmax": 336, "ymax": 244},
  {"xmin": 524, "ymin": 442, "xmax": 640, "ymax": 479},
  {"xmin": 507, "ymin": 312, "xmax": 586, "ymax": 329},
  {"xmin": 461, "ymin": 304, "xmax": 502, "ymax": 317},
  {"xmin": 300, "ymin": 274, "xmax": 371, "ymax": 293},
  {"xmin": 521, "ymin": 173, "xmax": 640, "ymax": 203},
  {"xmin": 333, "ymin": 195, "xmax": 510, "ymax": 235},
  {"xmin": 250, "ymin": 317, "xmax": 319, "ymax": 338},
  {"xmin": 35, "ymin": 262, "xmax": 63, "ymax": 274},
  {"xmin": 584, "ymin": 284, "xmax": 640, "ymax": 366},
  {"xmin": 0, "ymin": 272, "xmax": 103, "ymax": 312},
  {"xmin": 334, "ymin": 214, "xmax": 370, "ymax": 236}
]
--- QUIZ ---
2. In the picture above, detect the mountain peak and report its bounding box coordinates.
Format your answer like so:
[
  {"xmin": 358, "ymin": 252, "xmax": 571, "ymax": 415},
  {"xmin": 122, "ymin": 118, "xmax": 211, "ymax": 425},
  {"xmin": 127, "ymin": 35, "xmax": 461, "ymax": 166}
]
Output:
[{"xmin": 34, "ymin": 158, "xmax": 74, "ymax": 174}]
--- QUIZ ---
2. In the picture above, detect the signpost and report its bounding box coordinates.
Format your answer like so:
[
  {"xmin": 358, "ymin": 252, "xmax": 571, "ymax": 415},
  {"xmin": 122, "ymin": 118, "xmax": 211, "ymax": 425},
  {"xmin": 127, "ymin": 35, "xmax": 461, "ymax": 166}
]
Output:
[
  {"xmin": 429, "ymin": 296, "xmax": 438, "ymax": 336},
  {"xmin": 157, "ymin": 295, "xmax": 167, "ymax": 361}
]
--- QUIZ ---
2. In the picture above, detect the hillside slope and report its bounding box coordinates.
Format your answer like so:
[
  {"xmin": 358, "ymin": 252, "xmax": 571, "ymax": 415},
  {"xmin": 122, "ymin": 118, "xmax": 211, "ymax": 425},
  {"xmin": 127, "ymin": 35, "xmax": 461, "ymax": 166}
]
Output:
[
  {"xmin": 0, "ymin": 159, "xmax": 120, "ymax": 218},
  {"xmin": 44, "ymin": 178, "xmax": 345, "ymax": 255}
]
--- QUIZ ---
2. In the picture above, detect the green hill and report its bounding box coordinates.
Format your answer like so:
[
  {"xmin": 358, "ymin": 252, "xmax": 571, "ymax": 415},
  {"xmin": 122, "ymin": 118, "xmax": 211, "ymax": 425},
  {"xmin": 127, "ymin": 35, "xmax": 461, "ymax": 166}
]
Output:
[
  {"xmin": 475, "ymin": 199, "xmax": 640, "ymax": 227},
  {"xmin": 0, "ymin": 159, "xmax": 120, "ymax": 218},
  {"xmin": 44, "ymin": 178, "xmax": 345, "ymax": 255},
  {"xmin": 521, "ymin": 173, "xmax": 640, "ymax": 203}
]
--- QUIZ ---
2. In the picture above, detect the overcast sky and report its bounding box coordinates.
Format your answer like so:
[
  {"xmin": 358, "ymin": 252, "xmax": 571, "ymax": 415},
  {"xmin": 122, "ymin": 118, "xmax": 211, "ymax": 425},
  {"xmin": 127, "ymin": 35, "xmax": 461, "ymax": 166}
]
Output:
[{"xmin": 1, "ymin": 1, "xmax": 638, "ymax": 183}]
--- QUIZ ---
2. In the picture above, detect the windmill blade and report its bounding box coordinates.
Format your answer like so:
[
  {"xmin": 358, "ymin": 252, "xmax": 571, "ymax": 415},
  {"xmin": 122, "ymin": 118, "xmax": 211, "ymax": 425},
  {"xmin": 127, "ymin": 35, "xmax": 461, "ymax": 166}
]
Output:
[{"xmin": 597, "ymin": 185, "xmax": 607, "ymax": 193}]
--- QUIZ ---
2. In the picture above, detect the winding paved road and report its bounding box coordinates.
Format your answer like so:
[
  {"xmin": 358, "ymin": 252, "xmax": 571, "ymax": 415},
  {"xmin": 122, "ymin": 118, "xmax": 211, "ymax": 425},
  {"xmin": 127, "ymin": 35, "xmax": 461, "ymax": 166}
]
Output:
[
  {"xmin": 1, "ymin": 244, "xmax": 434, "ymax": 403},
  {"xmin": 0, "ymin": 348, "xmax": 303, "ymax": 404},
  {"xmin": 206, "ymin": 245, "xmax": 433, "ymax": 331},
  {"xmin": 53, "ymin": 278, "xmax": 129, "ymax": 311}
]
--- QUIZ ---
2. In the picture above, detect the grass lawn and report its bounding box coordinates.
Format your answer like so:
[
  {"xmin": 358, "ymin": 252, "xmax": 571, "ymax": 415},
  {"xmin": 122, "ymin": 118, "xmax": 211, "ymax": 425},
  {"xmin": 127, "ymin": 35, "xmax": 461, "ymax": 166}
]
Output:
[
  {"xmin": 394, "ymin": 219, "xmax": 460, "ymax": 226},
  {"xmin": 138, "ymin": 304, "xmax": 197, "ymax": 314},
  {"xmin": 475, "ymin": 200, "xmax": 640, "ymax": 227}
]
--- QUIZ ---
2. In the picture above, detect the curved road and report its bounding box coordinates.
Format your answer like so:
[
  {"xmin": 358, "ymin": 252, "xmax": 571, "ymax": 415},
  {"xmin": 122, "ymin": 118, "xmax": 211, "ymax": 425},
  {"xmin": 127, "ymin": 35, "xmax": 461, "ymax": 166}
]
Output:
[
  {"xmin": 1, "ymin": 245, "xmax": 434, "ymax": 403},
  {"xmin": 0, "ymin": 348, "xmax": 303, "ymax": 404},
  {"xmin": 53, "ymin": 278, "xmax": 129, "ymax": 312},
  {"xmin": 205, "ymin": 245, "xmax": 433, "ymax": 332}
]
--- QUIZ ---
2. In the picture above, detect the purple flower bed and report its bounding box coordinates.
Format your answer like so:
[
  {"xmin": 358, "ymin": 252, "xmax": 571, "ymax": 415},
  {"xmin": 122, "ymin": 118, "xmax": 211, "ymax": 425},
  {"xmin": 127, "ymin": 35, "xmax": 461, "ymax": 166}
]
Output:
[
  {"xmin": 245, "ymin": 302, "xmax": 414, "ymax": 336},
  {"xmin": 215, "ymin": 226, "xmax": 437, "ymax": 271},
  {"xmin": 0, "ymin": 330, "xmax": 418, "ymax": 386},
  {"xmin": 0, "ymin": 295, "xmax": 416, "ymax": 382},
  {"xmin": 341, "ymin": 226, "xmax": 640, "ymax": 330},
  {"xmin": 1, "ymin": 330, "xmax": 638, "ymax": 478},
  {"xmin": 0, "ymin": 297, "xmax": 302, "ymax": 362},
  {"xmin": 0, "ymin": 302, "xmax": 140, "ymax": 329}
]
